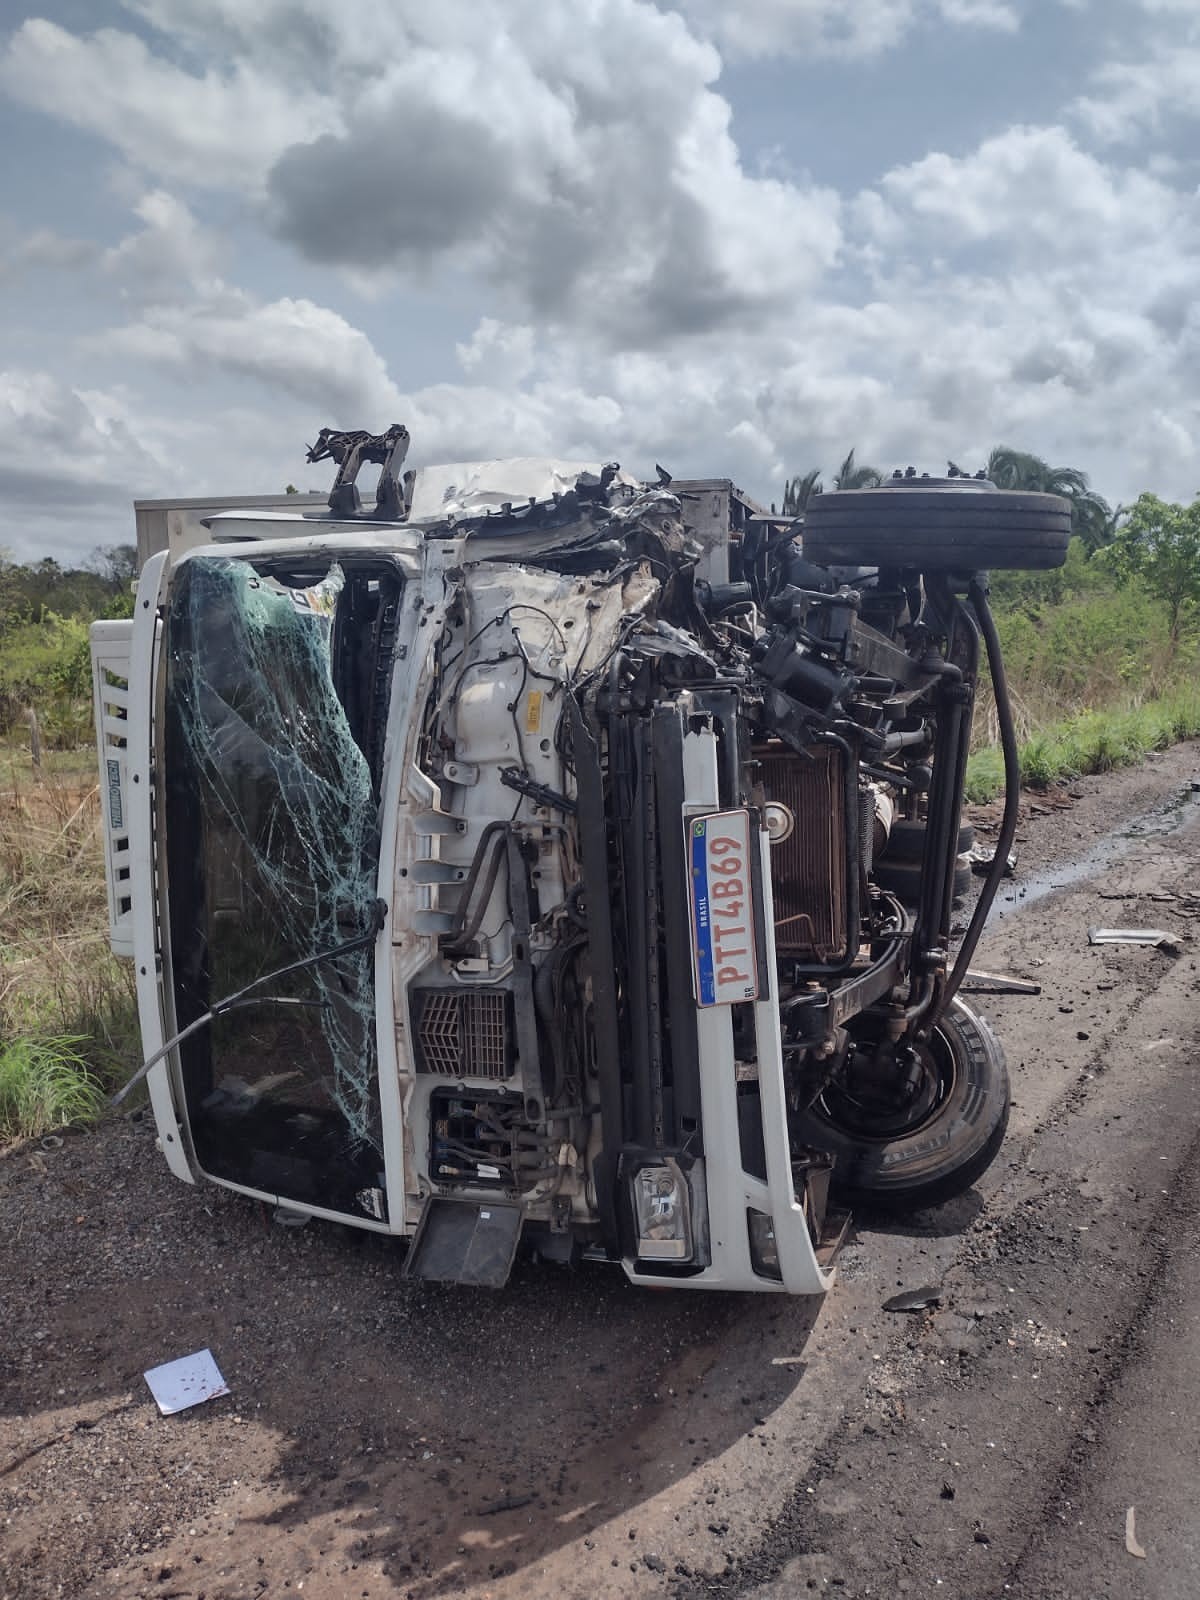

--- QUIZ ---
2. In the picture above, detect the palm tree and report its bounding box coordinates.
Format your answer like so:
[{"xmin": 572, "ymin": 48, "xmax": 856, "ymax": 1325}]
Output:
[
  {"xmin": 833, "ymin": 449, "xmax": 883, "ymax": 491},
  {"xmin": 779, "ymin": 450, "xmax": 883, "ymax": 515},
  {"xmin": 781, "ymin": 468, "xmax": 823, "ymax": 516},
  {"xmin": 986, "ymin": 447, "xmax": 1113, "ymax": 552}
]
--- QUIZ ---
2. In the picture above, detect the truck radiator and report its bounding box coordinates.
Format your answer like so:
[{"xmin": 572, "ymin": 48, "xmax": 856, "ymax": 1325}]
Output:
[
  {"xmin": 757, "ymin": 744, "xmax": 848, "ymax": 963},
  {"xmin": 412, "ymin": 989, "xmax": 512, "ymax": 1080}
]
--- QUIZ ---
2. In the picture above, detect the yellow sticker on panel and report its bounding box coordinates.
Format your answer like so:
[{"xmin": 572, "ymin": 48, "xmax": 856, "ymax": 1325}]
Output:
[{"xmin": 525, "ymin": 691, "xmax": 543, "ymax": 733}]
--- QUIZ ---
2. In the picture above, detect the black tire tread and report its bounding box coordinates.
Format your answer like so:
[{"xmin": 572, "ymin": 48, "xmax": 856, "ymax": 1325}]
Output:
[
  {"xmin": 803, "ymin": 487, "xmax": 1071, "ymax": 572},
  {"xmin": 883, "ymin": 820, "xmax": 974, "ymax": 862},
  {"xmin": 792, "ymin": 999, "xmax": 1010, "ymax": 1212},
  {"xmin": 874, "ymin": 857, "xmax": 972, "ymax": 900}
]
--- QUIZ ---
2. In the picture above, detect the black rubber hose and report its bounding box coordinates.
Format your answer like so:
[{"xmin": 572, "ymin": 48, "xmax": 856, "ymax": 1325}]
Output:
[
  {"xmin": 110, "ymin": 900, "xmax": 387, "ymax": 1108},
  {"xmin": 930, "ymin": 578, "xmax": 1020, "ymax": 1029}
]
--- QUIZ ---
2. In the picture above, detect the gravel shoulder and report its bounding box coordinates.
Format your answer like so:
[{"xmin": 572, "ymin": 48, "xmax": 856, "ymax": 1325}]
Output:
[{"xmin": 4, "ymin": 742, "xmax": 1200, "ymax": 1600}]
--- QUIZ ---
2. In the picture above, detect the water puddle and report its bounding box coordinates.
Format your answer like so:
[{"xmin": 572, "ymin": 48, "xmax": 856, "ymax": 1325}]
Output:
[{"xmin": 986, "ymin": 782, "xmax": 1200, "ymax": 923}]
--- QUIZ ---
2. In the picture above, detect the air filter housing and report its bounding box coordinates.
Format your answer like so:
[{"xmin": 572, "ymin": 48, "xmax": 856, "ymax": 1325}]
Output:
[{"xmin": 411, "ymin": 988, "xmax": 513, "ymax": 1080}]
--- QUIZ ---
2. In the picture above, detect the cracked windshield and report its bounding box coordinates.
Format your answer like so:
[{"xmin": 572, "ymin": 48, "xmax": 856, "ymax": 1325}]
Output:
[{"xmin": 164, "ymin": 553, "xmax": 396, "ymax": 1217}]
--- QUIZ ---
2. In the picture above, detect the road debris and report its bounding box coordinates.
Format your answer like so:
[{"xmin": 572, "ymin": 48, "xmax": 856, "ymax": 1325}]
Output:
[
  {"xmin": 960, "ymin": 968, "xmax": 1041, "ymax": 996},
  {"xmin": 968, "ymin": 844, "xmax": 1017, "ymax": 877},
  {"xmin": 143, "ymin": 1349, "xmax": 230, "ymax": 1416},
  {"xmin": 1088, "ymin": 927, "xmax": 1180, "ymax": 953},
  {"xmin": 882, "ymin": 1286, "xmax": 942, "ymax": 1313},
  {"xmin": 478, "ymin": 1494, "xmax": 535, "ymax": 1516},
  {"xmin": 1125, "ymin": 1506, "xmax": 1147, "ymax": 1559}
]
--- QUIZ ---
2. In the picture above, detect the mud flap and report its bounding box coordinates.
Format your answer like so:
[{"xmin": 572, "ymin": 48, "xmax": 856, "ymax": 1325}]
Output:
[{"xmin": 402, "ymin": 1197, "xmax": 524, "ymax": 1288}]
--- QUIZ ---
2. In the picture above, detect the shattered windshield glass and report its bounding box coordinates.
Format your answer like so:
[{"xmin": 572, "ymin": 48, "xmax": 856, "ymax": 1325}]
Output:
[{"xmin": 163, "ymin": 553, "xmax": 400, "ymax": 1218}]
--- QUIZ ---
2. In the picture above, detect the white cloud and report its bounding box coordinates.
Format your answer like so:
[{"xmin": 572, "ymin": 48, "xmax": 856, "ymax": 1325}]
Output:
[
  {"xmin": 4, "ymin": 0, "xmax": 1200, "ymax": 556},
  {"xmin": 0, "ymin": 18, "xmax": 339, "ymax": 190},
  {"xmin": 101, "ymin": 189, "xmax": 226, "ymax": 299},
  {"xmin": 0, "ymin": 223, "xmax": 98, "ymax": 280},
  {"xmin": 1074, "ymin": 44, "xmax": 1200, "ymax": 144},
  {"xmin": 455, "ymin": 320, "xmax": 537, "ymax": 385},
  {"xmin": 869, "ymin": 125, "xmax": 1180, "ymax": 253},
  {"xmin": 675, "ymin": 0, "xmax": 1019, "ymax": 58},
  {"xmin": 2, "ymin": 3, "xmax": 842, "ymax": 348},
  {"xmin": 97, "ymin": 292, "xmax": 404, "ymax": 423},
  {"xmin": 0, "ymin": 370, "xmax": 166, "ymax": 555}
]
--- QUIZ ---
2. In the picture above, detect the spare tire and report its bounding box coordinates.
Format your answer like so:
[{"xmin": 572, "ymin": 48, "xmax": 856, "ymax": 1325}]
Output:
[
  {"xmin": 802, "ymin": 479, "xmax": 1071, "ymax": 572},
  {"xmin": 883, "ymin": 819, "xmax": 974, "ymax": 862},
  {"xmin": 875, "ymin": 856, "xmax": 972, "ymax": 905}
]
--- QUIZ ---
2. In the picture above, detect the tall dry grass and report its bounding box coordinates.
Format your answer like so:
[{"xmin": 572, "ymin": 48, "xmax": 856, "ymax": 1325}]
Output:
[{"xmin": 1, "ymin": 743, "xmax": 138, "ymax": 1136}]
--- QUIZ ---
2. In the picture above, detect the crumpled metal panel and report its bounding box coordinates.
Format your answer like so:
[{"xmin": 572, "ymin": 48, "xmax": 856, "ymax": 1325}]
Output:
[{"xmin": 407, "ymin": 457, "xmax": 639, "ymax": 521}]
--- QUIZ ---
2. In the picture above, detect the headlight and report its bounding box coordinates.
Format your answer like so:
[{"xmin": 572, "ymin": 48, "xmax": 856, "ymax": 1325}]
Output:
[
  {"xmin": 748, "ymin": 1208, "xmax": 782, "ymax": 1280},
  {"xmin": 632, "ymin": 1160, "xmax": 693, "ymax": 1261}
]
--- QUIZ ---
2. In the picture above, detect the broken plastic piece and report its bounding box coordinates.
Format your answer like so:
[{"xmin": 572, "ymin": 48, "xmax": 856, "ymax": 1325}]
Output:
[
  {"xmin": 883, "ymin": 1285, "xmax": 942, "ymax": 1312},
  {"xmin": 143, "ymin": 1349, "xmax": 230, "ymax": 1415},
  {"xmin": 1125, "ymin": 1506, "xmax": 1147, "ymax": 1559}
]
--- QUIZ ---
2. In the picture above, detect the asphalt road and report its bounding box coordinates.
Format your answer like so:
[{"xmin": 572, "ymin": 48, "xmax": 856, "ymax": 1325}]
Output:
[{"xmin": 3, "ymin": 743, "xmax": 1200, "ymax": 1600}]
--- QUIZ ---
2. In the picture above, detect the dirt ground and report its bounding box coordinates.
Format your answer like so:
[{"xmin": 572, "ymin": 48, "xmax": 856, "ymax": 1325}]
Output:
[{"xmin": 5, "ymin": 742, "xmax": 1200, "ymax": 1600}]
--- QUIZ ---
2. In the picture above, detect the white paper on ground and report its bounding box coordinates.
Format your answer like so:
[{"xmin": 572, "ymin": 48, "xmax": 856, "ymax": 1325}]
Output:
[{"xmin": 143, "ymin": 1348, "xmax": 230, "ymax": 1415}]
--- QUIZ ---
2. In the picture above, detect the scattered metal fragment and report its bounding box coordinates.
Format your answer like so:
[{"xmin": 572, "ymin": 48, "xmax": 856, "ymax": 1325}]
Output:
[
  {"xmin": 1088, "ymin": 927, "xmax": 1177, "ymax": 949},
  {"xmin": 961, "ymin": 968, "xmax": 1041, "ymax": 996},
  {"xmin": 1125, "ymin": 1506, "xmax": 1147, "ymax": 1559},
  {"xmin": 968, "ymin": 844, "xmax": 1016, "ymax": 877},
  {"xmin": 883, "ymin": 1285, "xmax": 941, "ymax": 1313}
]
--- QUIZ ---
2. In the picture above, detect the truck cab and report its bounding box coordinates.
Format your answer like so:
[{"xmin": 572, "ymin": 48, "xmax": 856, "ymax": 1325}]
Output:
[{"xmin": 92, "ymin": 431, "xmax": 1070, "ymax": 1292}]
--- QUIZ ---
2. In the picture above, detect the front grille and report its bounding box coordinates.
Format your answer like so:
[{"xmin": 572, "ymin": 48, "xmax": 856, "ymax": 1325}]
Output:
[
  {"xmin": 413, "ymin": 989, "xmax": 512, "ymax": 1079},
  {"xmin": 758, "ymin": 744, "xmax": 848, "ymax": 963}
]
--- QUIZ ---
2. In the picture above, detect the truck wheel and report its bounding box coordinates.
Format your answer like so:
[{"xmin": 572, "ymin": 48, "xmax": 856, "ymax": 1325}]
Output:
[
  {"xmin": 882, "ymin": 819, "xmax": 974, "ymax": 861},
  {"xmin": 792, "ymin": 999, "xmax": 1009, "ymax": 1211},
  {"xmin": 802, "ymin": 481, "xmax": 1071, "ymax": 571},
  {"xmin": 874, "ymin": 856, "xmax": 972, "ymax": 903}
]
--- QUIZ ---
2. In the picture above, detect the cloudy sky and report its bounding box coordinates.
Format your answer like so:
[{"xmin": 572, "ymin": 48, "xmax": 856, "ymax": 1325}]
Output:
[{"xmin": 1, "ymin": 0, "xmax": 1198, "ymax": 561}]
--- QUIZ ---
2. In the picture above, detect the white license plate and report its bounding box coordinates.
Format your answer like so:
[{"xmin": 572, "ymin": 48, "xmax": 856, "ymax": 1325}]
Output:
[{"xmin": 688, "ymin": 809, "xmax": 760, "ymax": 1007}]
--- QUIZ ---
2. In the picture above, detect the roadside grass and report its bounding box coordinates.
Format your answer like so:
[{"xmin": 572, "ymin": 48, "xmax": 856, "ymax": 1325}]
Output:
[
  {"xmin": 965, "ymin": 687, "xmax": 1200, "ymax": 803},
  {"xmin": 0, "ymin": 740, "xmax": 138, "ymax": 1141},
  {"xmin": 0, "ymin": 1035, "xmax": 105, "ymax": 1139}
]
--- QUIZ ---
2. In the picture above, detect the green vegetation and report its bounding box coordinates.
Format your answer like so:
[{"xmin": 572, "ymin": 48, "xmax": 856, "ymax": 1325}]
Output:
[
  {"xmin": 0, "ymin": 545, "xmax": 136, "ymax": 749},
  {"xmin": 2, "ymin": 744, "xmax": 140, "ymax": 1142},
  {"xmin": 778, "ymin": 447, "xmax": 884, "ymax": 513},
  {"xmin": 0, "ymin": 1035, "xmax": 105, "ymax": 1140},
  {"xmin": 1098, "ymin": 493, "xmax": 1200, "ymax": 646},
  {"xmin": 965, "ymin": 688, "xmax": 1200, "ymax": 803}
]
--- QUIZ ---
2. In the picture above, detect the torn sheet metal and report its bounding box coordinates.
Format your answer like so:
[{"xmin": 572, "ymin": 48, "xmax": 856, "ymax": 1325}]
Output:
[
  {"xmin": 960, "ymin": 968, "xmax": 1041, "ymax": 996},
  {"xmin": 407, "ymin": 457, "xmax": 638, "ymax": 522}
]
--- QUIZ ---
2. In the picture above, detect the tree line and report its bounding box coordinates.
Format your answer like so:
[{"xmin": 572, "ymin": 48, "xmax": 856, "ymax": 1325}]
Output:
[{"xmin": 0, "ymin": 544, "xmax": 138, "ymax": 745}]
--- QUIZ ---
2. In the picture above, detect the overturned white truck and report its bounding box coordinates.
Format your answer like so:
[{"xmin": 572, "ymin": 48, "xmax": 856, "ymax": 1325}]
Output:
[{"xmin": 91, "ymin": 427, "xmax": 1070, "ymax": 1292}]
